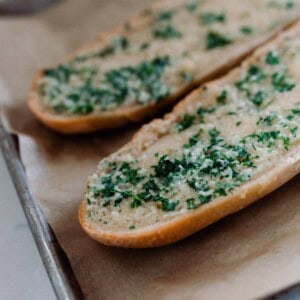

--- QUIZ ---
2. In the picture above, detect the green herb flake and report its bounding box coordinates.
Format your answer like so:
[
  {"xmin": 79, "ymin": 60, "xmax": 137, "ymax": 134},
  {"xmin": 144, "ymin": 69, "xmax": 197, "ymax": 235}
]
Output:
[
  {"xmin": 227, "ymin": 111, "xmax": 237, "ymax": 115},
  {"xmin": 291, "ymin": 108, "xmax": 300, "ymax": 115},
  {"xmin": 240, "ymin": 26, "xmax": 253, "ymax": 35},
  {"xmin": 257, "ymin": 114, "xmax": 277, "ymax": 126},
  {"xmin": 186, "ymin": 198, "xmax": 198, "ymax": 209},
  {"xmin": 235, "ymin": 65, "xmax": 266, "ymax": 94},
  {"xmin": 271, "ymin": 72, "xmax": 295, "ymax": 93},
  {"xmin": 186, "ymin": 194, "xmax": 211, "ymax": 209},
  {"xmin": 200, "ymin": 12, "xmax": 226, "ymax": 25},
  {"xmin": 265, "ymin": 51, "xmax": 280, "ymax": 65},
  {"xmin": 161, "ymin": 199, "xmax": 179, "ymax": 211},
  {"xmin": 197, "ymin": 107, "xmax": 216, "ymax": 122},
  {"xmin": 96, "ymin": 36, "xmax": 130, "ymax": 58},
  {"xmin": 176, "ymin": 114, "xmax": 195, "ymax": 132},
  {"xmin": 249, "ymin": 91, "xmax": 267, "ymax": 106},
  {"xmin": 214, "ymin": 182, "xmax": 235, "ymax": 197},
  {"xmin": 268, "ymin": 0, "xmax": 295, "ymax": 9},
  {"xmin": 245, "ymin": 130, "xmax": 283, "ymax": 148},
  {"xmin": 154, "ymin": 155, "xmax": 180, "ymax": 178},
  {"xmin": 184, "ymin": 134, "xmax": 200, "ymax": 148},
  {"xmin": 42, "ymin": 55, "xmax": 171, "ymax": 114},
  {"xmin": 198, "ymin": 194, "xmax": 212, "ymax": 204},
  {"xmin": 119, "ymin": 162, "xmax": 144, "ymax": 184},
  {"xmin": 246, "ymin": 65, "xmax": 266, "ymax": 82},
  {"xmin": 140, "ymin": 42, "xmax": 150, "ymax": 51},
  {"xmin": 44, "ymin": 64, "xmax": 73, "ymax": 83},
  {"xmin": 289, "ymin": 126, "xmax": 298, "ymax": 137},
  {"xmin": 286, "ymin": 1, "xmax": 295, "ymax": 9},
  {"xmin": 281, "ymin": 136, "xmax": 291, "ymax": 150},
  {"xmin": 130, "ymin": 194, "xmax": 144, "ymax": 208},
  {"xmin": 156, "ymin": 10, "xmax": 174, "ymax": 21},
  {"xmin": 88, "ymin": 127, "xmax": 259, "ymax": 215},
  {"xmin": 186, "ymin": 0, "xmax": 198, "ymax": 12},
  {"xmin": 206, "ymin": 31, "xmax": 232, "ymax": 49},
  {"xmin": 216, "ymin": 90, "xmax": 228, "ymax": 104},
  {"xmin": 152, "ymin": 23, "xmax": 182, "ymax": 39}
]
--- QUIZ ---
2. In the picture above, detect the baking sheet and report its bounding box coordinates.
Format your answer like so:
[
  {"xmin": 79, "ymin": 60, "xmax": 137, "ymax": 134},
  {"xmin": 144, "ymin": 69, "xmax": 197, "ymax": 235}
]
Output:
[
  {"xmin": 0, "ymin": 121, "xmax": 82, "ymax": 300},
  {"xmin": 1, "ymin": 0, "xmax": 300, "ymax": 299},
  {"xmin": 2, "ymin": 123, "xmax": 300, "ymax": 300}
]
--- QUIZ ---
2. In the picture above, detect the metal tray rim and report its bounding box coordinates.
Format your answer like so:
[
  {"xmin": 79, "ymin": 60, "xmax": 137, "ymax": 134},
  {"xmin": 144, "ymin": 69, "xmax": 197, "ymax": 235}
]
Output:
[
  {"xmin": 1, "ymin": 120, "xmax": 300, "ymax": 300},
  {"xmin": 0, "ymin": 121, "xmax": 82, "ymax": 300}
]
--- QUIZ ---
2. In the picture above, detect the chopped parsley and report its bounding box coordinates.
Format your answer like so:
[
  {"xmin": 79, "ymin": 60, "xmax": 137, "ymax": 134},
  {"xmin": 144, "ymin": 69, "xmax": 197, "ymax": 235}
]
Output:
[
  {"xmin": 42, "ymin": 56, "xmax": 171, "ymax": 114},
  {"xmin": 250, "ymin": 131, "xmax": 281, "ymax": 144},
  {"xmin": 197, "ymin": 106, "xmax": 216, "ymax": 123},
  {"xmin": 160, "ymin": 198, "xmax": 179, "ymax": 211},
  {"xmin": 257, "ymin": 114, "xmax": 277, "ymax": 126},
  {"xmin": 243, "ymin": 130, "xmax": 291, "ymax": 150},
  {"xmin": 206, "ymin": 31, "xmax": 232, "ymax": 49},
  {"xmin": 86, "ymin": 125, "xmax": 260, "ymax": 215},
  {"xmin": 156, "ymin": 10, "xmax": 174, "ymax": 21},
  {"xmin": 271, "ymin": 72, "xmax": 296, "ymax": 93},
  {"xmin": 184, "ymin": 134, "xmax": 200, "ymax": 148},
  {"xmin": 216, "ymin": 90, "xmax": 228, "ymax": 104},
  {"xmin": 72, "ymin": 0, "xmax": 300, "ymax": 224},
  {"xmin": 130, "ymin": 194, "xmax": 144, "ymax": 208},
  {"xmin": 240, "ymin": 26, "xmax": 253, "ymax": 35},
  {"xmin": 186, "ymin": 196, "xmax": 210, "ymax": 209},
  {"xmin": 235, "ymin": 65, "xmax": 267, "ymax": 98},
  {"xmin": 185, "ymin": 0, "xmax": 199, "ymax": 12},
  {"xmin": 245, "ymin": 65, "xmax": 266, "ymax": 83},
  {"xmin": 227, "ymin": 111, "xmax": 237, "ymax": 115},
  {"xmin": 291, "ymin": 108, "xmax": 300, "ymax": 115},
  {"xmin": 268, "ymin": 0, "xmax": 295, "ymax": 9},
  {"xmin": 96, "ymin": 36, "xmax": 130, "ymax": 58},
  {"xmin": 44, "ymin": 64, "xmax": 73, "ymax": 83},
  {"xmin": 154, "ymin": 155, "xmax": 181, "ymax": 178},
  {"xmin": 250, "ymin": 91, "xmax": 267, "ymax": 106},
  {"xmin": 119, "ymin": 162, "xmax": 145, "ymax": 184},
  {"xmin": 186, "ymin": 198, "xmax": 198, "ymax": 209},
  {"xmin": 152, "ymin": 23, "xmax": 182, "ymax": 39},
  {"xmin": 286, "ymin": 1, "xmax": 295, "ymax": 9},
  {"xmin": 265, "ymin": 51, "xmax": 280, "ymax": 65},
  {"xmin": 86, "ymin": 97, "xmax": 300, "ymax": 219},
  {"xmin": 140, "ymin": 42, "xmax": 150, "ymax": 50},
  {"xmin": 176, "ymin": 114, "xmax": 195, "ymax": 132},
  {"xmin": 200, "ymin": 12, "xmax": 226, "ymax": 25},
  {"xmin": 153, "ymin": 10, "xmax": 182, "ymax": 40}
]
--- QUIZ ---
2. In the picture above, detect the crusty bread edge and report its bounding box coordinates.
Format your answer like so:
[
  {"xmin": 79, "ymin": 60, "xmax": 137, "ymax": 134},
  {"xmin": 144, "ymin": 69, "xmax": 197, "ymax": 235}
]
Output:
[
  {"xmin": 79, "ymin": 152, "xmax": 300, "ymax": 248},
  {"xmin": 27, "ymin": 52, "xmax": 251, "ymax": 134},
  {"xmin": 78, "ymin": 21, "xmax": 300, "ymax": 248},
  {"xmin": 27, "ymin": 2, "xmax": 300, "ymax": 134}
]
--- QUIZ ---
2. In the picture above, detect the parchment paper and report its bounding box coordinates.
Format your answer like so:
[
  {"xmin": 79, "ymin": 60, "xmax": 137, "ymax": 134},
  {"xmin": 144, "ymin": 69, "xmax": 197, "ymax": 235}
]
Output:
[{"xmin": 1, "ymin": 1, "xmax": 300, "ymax": 299}]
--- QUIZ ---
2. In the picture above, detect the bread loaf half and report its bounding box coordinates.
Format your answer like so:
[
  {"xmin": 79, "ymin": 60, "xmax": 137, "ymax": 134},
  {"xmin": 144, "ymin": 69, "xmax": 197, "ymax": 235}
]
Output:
[
  {"xmin": 29, "ymin": 0, "xmax": 300, "ymax": 133},
  {"xmin": 79, "ymin": 22, "xmax": 300, "ymax": 247}
]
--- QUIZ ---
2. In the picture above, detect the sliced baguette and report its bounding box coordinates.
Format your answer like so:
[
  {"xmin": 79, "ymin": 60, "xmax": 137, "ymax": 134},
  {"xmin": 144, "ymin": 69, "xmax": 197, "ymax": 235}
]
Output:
[
  {"xmin": 79, "ymin": 22, "xmax": 300, "ymax": 248},
  {"xmin": 29, "ymin": 0, "xmax": 300, "ymax": 133}
]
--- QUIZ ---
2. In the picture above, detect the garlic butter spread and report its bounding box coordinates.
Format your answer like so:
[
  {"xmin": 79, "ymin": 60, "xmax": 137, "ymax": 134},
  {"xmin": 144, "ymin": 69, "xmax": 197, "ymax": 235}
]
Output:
[
  {"xmin": 38, "ymin": 0, "xmax": 300, "ymax": 115},
  {"xmin": 85, "ymin": 26, "xmax": 300, "ymax": 230}
]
